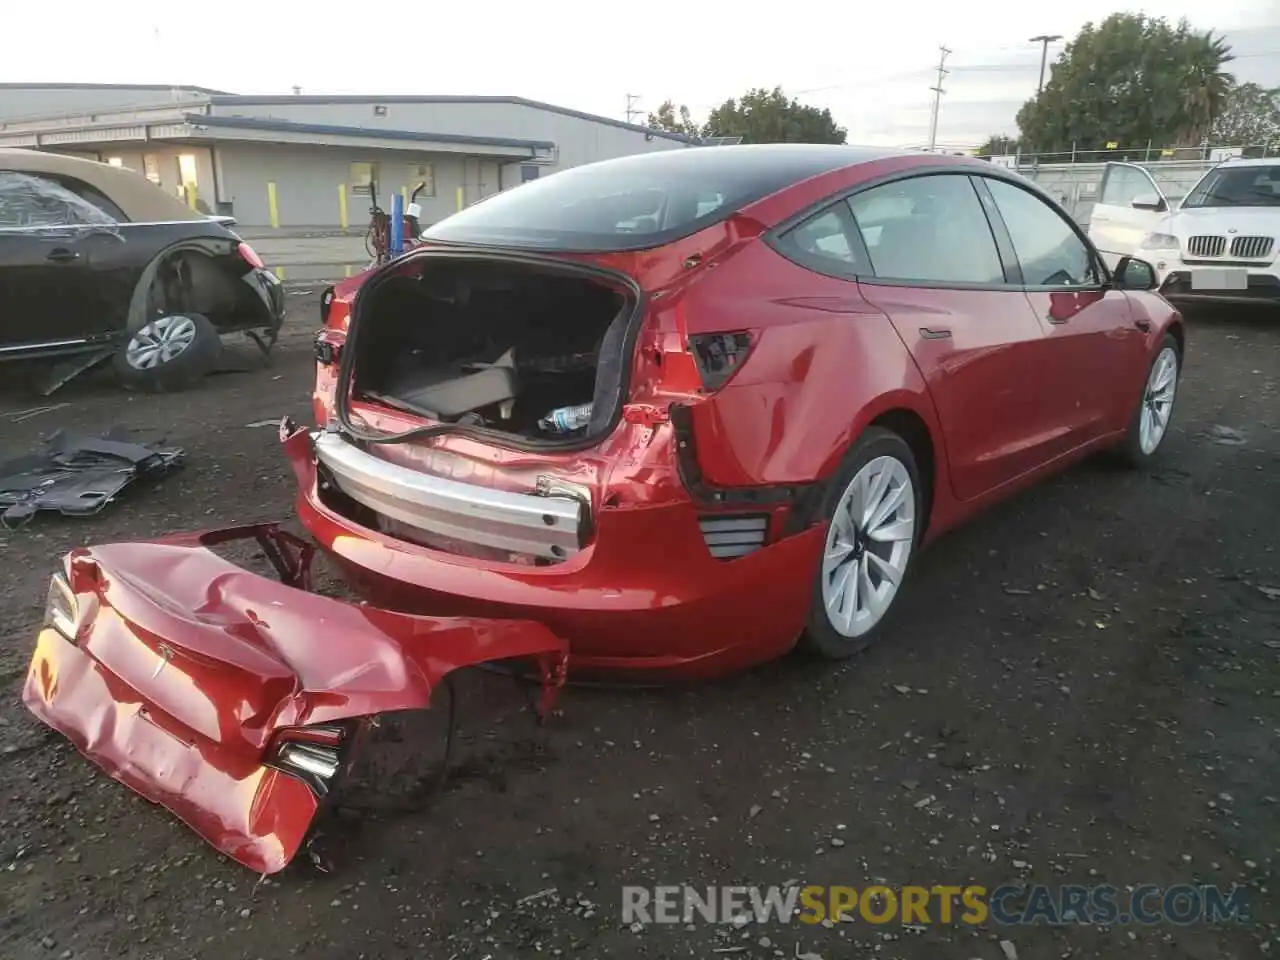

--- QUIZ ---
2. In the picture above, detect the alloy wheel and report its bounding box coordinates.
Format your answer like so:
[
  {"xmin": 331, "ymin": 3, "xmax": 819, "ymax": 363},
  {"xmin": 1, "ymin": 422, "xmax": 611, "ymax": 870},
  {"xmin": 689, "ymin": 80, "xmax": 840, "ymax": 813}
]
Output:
[
  {"xmin": 1139, "ymin": 346, "xmax": 1179, "ymax": 455},
  {"xmin": 821, "ymin": 455, "xmax": 916, "ymax": 638},
  {"xmin": 125, "ymin": 316, "xmax": 198, "ymax": 370}
]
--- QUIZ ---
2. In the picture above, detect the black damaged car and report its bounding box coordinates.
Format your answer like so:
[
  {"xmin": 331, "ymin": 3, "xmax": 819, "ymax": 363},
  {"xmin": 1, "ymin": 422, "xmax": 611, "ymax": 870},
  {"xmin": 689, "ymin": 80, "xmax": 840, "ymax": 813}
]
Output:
[{"xmin": 0, "ymin": 148, "xmax": 284, "ymax": 391}]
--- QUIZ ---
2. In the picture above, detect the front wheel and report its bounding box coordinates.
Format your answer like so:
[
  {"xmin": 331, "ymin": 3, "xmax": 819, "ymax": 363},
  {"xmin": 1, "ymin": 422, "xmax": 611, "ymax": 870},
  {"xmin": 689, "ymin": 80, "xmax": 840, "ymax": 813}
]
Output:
[
  {"xmin": 799, "ymin": 427, "xmax": 923, "ymax": 660},
  {"xmin": 1116, "ymin": 334, "xmax": 1181, "ymax": 466}
]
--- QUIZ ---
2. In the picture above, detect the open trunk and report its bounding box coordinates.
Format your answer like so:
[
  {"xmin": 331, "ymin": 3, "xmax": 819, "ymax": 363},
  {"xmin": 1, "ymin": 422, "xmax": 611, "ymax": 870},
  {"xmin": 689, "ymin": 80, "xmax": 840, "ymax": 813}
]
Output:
[{"xmin": 347, "ymin": 254, "xmax": 638, "ymax": 442}]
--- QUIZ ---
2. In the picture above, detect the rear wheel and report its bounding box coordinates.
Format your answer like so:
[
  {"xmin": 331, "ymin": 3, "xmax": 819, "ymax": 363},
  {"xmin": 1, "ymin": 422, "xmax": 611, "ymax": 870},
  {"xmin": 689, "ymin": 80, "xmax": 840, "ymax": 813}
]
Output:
[
  {"xmin": 114, "ymin": 313, "xmax": 222, "ymax": 392},
  {"xmin": 799, "ymin": 427, "xmax": 922, "ymax": 660},
  {"xmin": 1116, "ymin": 334, "xmax": 1181, "ymax": 466}
]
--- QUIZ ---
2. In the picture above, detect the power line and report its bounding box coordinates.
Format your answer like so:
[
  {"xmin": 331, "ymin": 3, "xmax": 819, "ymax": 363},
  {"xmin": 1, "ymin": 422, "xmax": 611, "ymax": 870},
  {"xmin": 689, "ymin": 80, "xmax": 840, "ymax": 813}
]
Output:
[
  {"xmin": 624, "ymin": 93, "xmax": 643, "ymax": 124},
  {"xmin": 926, "ymin": 45, "xmax": 951, "ymax": 153}
]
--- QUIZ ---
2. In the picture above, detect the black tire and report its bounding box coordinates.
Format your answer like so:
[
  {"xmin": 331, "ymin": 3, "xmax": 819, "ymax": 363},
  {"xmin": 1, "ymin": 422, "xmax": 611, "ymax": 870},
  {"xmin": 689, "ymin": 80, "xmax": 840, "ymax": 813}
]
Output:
[
  {"xmin": 113, "ymin": 313, "xmax": 222, "ymax": 392},
  {"xmin": 1115, "ymin": 333, "xmax": 1182, "ymax": 468},
  {"xmin": 798, "ymin": 427, "xmax": 924, "ymax": 660}
]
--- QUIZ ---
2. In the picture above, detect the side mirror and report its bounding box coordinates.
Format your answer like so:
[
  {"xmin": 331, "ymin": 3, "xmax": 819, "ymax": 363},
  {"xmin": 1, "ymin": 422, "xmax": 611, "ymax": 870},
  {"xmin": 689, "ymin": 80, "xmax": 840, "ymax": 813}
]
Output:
[
  {"xmin": 1131, "ymin": 193, "xmax": 1167, "ymax": 212},
  {"xmin": 1114, "ymin": 255, "xmax": 1158, "ymax": 291}
]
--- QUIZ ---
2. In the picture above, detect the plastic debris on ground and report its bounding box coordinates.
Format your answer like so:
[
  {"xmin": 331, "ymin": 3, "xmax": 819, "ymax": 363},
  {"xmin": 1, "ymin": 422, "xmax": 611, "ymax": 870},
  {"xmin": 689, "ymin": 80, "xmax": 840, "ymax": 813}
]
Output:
[{"xmin": 0, "ymin": 428, "xmax": 185, "ymax": 528}]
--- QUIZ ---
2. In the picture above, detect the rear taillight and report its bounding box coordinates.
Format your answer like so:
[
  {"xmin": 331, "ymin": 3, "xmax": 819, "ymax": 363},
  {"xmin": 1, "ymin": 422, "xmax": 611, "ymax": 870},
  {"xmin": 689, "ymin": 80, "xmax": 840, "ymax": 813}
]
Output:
[
  {"xmin": 237, "ymin": 242, "xmax": 265, "ymax": 269},
  {"xmin": 689, "ymin": 332, "xmax": 753, "ymax": 391},
  {"xmin": 44, "ymin": 573, "xmax": 77, "ymax": 641}
]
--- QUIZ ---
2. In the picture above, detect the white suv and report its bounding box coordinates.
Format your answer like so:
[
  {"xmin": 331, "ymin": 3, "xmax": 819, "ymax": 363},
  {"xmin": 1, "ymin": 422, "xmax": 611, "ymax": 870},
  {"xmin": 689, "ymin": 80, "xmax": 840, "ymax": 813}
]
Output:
[{"xmin": 1087, "ymin": 157, "xmax": 1280, "ymax": 309}]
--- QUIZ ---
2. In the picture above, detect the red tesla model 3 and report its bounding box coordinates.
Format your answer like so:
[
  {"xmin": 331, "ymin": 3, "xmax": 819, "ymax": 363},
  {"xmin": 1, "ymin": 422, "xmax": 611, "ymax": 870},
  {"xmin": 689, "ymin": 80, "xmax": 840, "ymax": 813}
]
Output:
[{"xmin": 298, "ymin": 144, "xmax": 1184, "ymax": 679}]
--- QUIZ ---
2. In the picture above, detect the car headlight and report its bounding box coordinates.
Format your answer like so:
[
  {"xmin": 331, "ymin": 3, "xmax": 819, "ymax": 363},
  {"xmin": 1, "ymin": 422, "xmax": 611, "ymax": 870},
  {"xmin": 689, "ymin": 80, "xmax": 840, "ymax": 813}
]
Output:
[
  {"xmin": 44, "ymin": 573, "xmax": 78, "ymax": 641},
  {"xmin": 1140, "ymin": 232, "xmax": 1179, "ymax": 250}
]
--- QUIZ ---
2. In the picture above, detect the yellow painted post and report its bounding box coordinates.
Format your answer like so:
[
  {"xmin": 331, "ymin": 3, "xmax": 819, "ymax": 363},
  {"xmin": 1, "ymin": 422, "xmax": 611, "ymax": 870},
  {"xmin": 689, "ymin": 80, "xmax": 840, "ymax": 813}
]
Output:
[
  {"xmin": 455, "ymin": 186, "xmax": 464, "ymax": 211},
  {"xmin": 267, "ymin": 182, "xmax": 280, "ymax": 228},
  {"xmin": 400, "ymin": 185, "xmax": 408, "ymax": 207},
  {"xmin": 344, "ymin": 264, "xmax": 352, "ymax": 278},
  {"xmin": 274, "ymin": 267, "xmax": 285, "ymax": 281},
  {"xmin": 186, "ymin": 184, "xmax": 198, "ymax": 211},
  {"xmin": 338, "ymin": 185, "xmax": 349, "ymax": 230}
]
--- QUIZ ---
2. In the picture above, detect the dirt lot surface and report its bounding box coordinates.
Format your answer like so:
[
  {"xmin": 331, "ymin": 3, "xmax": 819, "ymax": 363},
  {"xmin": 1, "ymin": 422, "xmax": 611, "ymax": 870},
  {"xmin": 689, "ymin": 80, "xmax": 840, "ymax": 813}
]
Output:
[{"xmin": 1, "ymin": 292, "xmax": 1277, "ymax": 960}]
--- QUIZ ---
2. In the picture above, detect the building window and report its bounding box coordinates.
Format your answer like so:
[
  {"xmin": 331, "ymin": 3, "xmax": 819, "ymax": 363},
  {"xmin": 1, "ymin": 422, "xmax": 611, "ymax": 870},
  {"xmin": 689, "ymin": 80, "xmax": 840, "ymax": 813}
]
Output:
[
  {"xmin": 520, "ymin": 165, "xmax": 540, "ymax": 183},
  {"xmin": 143, "ymin": 154, "xmax": 161, "ymax": 185},
  {"xmin": 408, "ymin": 162, "xmax": 435, "ymax": 197},
  {"xmin": 351, "ymin": 161, "xmax": 379, "ymax": 196},
  {"xmin": 105, "ymin": 157, "xmax": 124, "ymax": 167}
]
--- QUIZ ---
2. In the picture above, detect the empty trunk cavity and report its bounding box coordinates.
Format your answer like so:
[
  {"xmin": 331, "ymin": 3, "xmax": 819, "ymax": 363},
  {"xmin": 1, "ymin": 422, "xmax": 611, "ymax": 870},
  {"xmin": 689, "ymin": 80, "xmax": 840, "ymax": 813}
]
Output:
[{"xmin": 349, "ymin": 255, "xmax": 637, "ymax": 443}]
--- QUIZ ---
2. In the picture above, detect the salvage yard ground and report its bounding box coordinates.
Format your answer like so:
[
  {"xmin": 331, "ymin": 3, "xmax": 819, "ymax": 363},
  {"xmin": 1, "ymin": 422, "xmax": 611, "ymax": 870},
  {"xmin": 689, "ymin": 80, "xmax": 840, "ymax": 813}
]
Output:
[{"xmin": 1, "ymin": 292, "xmax": 1278, "ymax": 960}]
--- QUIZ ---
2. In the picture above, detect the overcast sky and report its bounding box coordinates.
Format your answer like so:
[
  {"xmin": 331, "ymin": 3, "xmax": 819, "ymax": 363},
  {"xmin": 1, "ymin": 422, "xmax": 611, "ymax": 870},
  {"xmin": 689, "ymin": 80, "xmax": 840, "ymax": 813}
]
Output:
[{"xmin": 4, "ymin": 0, "xmax": 1278, "ymax": 147}]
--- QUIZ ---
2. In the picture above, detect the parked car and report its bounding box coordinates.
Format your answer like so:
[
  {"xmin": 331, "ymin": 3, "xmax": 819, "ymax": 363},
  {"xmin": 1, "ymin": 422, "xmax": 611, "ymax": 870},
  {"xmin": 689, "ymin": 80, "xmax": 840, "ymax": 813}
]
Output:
[
  {"xmin": 1087, "ymin": 157, "xmax": 1280, "ymax": 310},
  {"xmin": 296, "ymin": 144, "xmax": 1184, "ymax": 679},
  {"xmin": 0, "ymin": 148, "xmax": 284, "ymax": 390}
]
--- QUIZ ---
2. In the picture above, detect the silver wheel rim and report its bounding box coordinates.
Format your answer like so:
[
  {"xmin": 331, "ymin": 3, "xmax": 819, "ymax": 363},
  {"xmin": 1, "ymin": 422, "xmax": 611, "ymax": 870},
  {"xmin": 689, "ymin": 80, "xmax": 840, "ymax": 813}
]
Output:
[
  {"xmin": 126, "ymin": 315, "xmax": 198, "ymax": 370},
  {"xmin": 1139, "ymin": 346, "xmax": 1178, "ymax": 455},
  {"xmin": 821, "ymin": 455, "xmax": 916, "ymax": 638}
]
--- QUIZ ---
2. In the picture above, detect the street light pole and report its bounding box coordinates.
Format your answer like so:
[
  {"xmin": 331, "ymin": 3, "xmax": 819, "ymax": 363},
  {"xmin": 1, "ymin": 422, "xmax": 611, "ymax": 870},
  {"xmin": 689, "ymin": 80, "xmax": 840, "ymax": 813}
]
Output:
[{"xmin": 1029, "ymin": 34, "xmax": 1063, "ymax": 94}]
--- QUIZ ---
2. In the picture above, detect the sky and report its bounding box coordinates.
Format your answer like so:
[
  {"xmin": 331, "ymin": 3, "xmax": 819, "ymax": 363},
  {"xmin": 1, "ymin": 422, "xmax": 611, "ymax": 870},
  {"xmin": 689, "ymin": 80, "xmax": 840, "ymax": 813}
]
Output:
[{"xmin": 3, "ymin": 0, "xmax": 1279, "ymax": 148}]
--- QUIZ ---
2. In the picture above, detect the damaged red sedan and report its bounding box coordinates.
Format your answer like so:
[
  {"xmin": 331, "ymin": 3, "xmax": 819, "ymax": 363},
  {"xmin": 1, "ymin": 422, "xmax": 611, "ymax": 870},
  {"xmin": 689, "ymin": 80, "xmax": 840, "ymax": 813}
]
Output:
[{"xmin": 303, "ymin": 144, "xmax": 1185, "ymax": 676}]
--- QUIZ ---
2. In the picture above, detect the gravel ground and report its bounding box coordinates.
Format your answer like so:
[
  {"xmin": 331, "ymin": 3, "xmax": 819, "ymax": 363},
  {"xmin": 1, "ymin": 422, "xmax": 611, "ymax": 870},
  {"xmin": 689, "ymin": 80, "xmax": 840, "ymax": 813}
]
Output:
[{"xmin": 0, "ymin": 293, "xmax": 1277, "ymax": 960}]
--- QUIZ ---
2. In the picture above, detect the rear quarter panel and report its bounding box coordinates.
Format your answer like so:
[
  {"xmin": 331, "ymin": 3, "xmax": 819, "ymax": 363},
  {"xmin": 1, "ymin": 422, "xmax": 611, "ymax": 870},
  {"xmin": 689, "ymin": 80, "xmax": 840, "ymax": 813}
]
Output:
[{"xmin": 671, "ymin": 240, "xmax": 945, "ymax": 489}]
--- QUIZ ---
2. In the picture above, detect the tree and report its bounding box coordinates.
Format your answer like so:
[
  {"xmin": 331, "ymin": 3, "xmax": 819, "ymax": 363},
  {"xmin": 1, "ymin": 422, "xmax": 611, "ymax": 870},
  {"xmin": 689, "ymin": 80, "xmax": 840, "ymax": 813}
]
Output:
[
  {"xmin": 647, "ymin": 100, "xmax": 702, "ymax": 138},
  {"xmin": 1210, "ymin": 82, "xmax": 1280, "ymax": 147},
  {"xmin": 703, "ymin": 87, "xmax": 846, "ymax": 144},
  {"xmin": 976, "ymin": 134, "xmax": 1019, "ymax": 156},
  {"xmin": 1015, "ymin": 13, "xmax": 1234, "ymax": 153}
]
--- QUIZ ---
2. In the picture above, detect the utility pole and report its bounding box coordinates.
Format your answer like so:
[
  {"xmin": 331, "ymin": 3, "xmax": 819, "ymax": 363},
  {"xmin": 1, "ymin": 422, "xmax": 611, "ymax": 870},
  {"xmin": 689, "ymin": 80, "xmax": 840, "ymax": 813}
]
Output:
[
  {"xmin": 1029, "ymin": 34, "xmax": 1062, "ymax": 94},
  {"xmin": 926, "ymin": 45, "xmax": 951, "ymax": 153},
  {"xmin": 625, "ymin": 94, "xmax": 643, "ymax": 124}
]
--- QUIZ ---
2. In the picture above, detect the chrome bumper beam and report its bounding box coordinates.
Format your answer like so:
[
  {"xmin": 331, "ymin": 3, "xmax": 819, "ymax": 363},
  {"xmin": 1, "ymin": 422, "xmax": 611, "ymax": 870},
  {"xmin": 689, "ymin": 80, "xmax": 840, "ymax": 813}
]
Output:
[{"xmin": 313, "ymin": 431, "xmax": 584, "ymax": 560}]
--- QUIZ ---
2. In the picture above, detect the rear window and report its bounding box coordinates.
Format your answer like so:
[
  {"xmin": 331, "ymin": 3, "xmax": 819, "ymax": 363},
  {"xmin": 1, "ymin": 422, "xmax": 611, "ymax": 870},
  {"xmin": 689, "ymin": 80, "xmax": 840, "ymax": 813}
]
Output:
[{"xmin": 422, "ymin": 148, "xmax": 862, "ymax": 252}]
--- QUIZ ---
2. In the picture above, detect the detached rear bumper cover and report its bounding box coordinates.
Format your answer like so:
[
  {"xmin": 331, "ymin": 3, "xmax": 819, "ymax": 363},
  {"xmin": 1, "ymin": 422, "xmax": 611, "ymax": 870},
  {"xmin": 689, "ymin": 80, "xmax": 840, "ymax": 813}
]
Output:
[{"xmin": 22, "ymin": 523, "xmax": 568, "ymax": 874}]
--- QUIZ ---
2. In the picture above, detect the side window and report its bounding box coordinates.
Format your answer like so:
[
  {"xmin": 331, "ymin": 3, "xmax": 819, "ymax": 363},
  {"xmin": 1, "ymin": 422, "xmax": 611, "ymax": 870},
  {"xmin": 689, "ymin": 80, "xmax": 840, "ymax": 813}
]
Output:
[
  {"xmin": 983, "ymin": 178, "xmax": 1097, "ymax": 287},
  {"xmin": 0, "ymin": 171, "xmax": 118, "ymax": 228},
  {"xmin": 1100, "ymin": 165, "xmax": 1156, "ymax": 206},
  {"xmin": 775, "ymin": 203, "xmax": 865, "ymax": 276},
  {"xmin": 848, "ymin": 174, "xmax": 1005, "ymax": 285},
  {"xmin": 54, "ymin": 176, "xmax": 127, "ymax": 222}
]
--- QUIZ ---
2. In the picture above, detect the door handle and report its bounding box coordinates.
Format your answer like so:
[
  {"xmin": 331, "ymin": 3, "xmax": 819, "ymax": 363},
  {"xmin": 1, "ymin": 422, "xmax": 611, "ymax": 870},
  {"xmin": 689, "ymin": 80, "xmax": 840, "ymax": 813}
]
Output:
[
  {"xmin": 919, "ymin": 327, "xmax": 952, "ymax": 340},
  {"xmin": 46, "ymin": 248, "xmax": 81, "ymax": 263}
]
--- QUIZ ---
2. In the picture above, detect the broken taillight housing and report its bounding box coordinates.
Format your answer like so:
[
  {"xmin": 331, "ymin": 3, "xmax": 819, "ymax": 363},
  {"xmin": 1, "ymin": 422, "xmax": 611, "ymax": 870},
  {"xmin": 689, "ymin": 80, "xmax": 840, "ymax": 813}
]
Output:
[
  {"xmin": 267, "ymin": 724, "xmax": 349, "ymax": 797},
  {"xmin": 689, "ymin": 332, "xmax": 754, "ymax": 392},
  {"xmin": 237, "ymin": 242, "xmax": 265, "ymax": 270},
  {"xmin": 44, "ymin": 573, "xmax": 77, "ymax": 641}
]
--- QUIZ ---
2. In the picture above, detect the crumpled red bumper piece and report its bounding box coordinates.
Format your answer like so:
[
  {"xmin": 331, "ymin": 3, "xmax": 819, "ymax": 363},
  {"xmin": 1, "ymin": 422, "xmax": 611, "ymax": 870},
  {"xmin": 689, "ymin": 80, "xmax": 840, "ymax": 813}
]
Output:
[{"xmin": 22, "ymin": 523, "xmax": 568, "ymax": 874}]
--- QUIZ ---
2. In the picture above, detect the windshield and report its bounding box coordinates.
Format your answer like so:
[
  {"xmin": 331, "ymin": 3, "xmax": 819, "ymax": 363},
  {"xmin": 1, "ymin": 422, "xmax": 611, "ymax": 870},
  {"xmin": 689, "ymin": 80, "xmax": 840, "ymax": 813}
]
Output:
[
  {"xmin": 421, "ymin": 146, "xmax": 864, "ymax": 251},
  {"xmin": 1182, "ymin": 165, "xmax": 1280, "ymax": 209}
]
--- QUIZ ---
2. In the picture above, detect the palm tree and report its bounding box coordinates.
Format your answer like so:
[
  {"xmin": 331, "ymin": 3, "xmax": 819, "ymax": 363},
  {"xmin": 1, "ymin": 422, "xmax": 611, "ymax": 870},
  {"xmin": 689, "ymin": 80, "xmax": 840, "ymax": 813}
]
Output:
[{"xmin": 1178, "ymin": 29, "xmax": 1234, "ymax": 144}]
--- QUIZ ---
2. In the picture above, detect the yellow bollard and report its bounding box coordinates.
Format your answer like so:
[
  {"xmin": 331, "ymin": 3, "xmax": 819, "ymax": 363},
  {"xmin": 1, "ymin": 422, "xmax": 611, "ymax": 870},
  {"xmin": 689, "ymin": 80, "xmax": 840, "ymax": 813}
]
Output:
[
  {"xmin": 267, "ymin": 182, "xmax": 280, "ymax": 228},
  {"xmin": 186, "ymin": 184, "xmax": 199, "ymax": 211},
  {"xmin": 274, "ymin": 267, "xmax": 284, "ymax": 281},
  {"xmin": 456, "ymin": 186, "xmax": 464, "ymax": 211},
  {"xmin": 344, "ymin": 264, "xmax": 352, "ymax": 278},
  {"xmin": 338, "ymin": 185, "xmax": 349, "ymax": 230},
  {"xmin": 401, "ymin": 185, "xmax": 408, "ymax": 207}
]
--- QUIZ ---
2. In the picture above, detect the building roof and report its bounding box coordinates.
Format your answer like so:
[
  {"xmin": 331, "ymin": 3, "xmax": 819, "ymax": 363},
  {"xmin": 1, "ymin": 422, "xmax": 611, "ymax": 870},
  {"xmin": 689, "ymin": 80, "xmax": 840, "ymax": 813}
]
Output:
[
  {"xmin": 207, "ymin": 94, "xmax": 700, "ymax": 144},
  {"xmin": 0, "ymin": 81, "xmax": 233, "ymax": 95},
  {"xmin": 186, "ymin": 114, "xmax": 555, "ymax": 155}
]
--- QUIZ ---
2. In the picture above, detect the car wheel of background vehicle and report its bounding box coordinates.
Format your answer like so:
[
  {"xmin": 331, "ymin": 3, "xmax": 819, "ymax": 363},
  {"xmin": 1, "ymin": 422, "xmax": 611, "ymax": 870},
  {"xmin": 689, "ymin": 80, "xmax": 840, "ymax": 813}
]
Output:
[
  {"xmin": 800, "ymin": 427, "xmax": 922, "ymax": 660},
  {"xmin": 114, "ymin": 313, "xmax": 222, "ymax": 392},
  {"xmin": 1116, "ymin": 334, "xmax": 1181, "ymax": 467}
]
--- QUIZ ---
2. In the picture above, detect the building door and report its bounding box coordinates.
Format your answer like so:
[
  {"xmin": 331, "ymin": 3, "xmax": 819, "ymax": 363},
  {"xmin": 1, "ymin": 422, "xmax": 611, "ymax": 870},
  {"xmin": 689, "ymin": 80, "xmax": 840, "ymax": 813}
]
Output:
[{"xmin": 176, "ymin": 153, "xmax": 200, "ymax": 211}]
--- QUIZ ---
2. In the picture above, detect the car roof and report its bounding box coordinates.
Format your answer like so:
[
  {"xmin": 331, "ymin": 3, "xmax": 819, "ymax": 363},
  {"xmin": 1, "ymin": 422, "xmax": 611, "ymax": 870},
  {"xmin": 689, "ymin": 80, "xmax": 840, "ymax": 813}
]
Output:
[
  {"xmin": 0, "ymin": 148, "xmax": 203, "ymax": 223},
  {"xmin": 585, "ymin": 142, "xmax": 903, "ymax": 188}
]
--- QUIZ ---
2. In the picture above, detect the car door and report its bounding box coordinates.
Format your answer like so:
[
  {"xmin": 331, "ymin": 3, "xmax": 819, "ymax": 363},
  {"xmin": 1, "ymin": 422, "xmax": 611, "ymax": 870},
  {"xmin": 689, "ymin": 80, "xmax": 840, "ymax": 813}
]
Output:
[
  {"xmin": 1087, "ymin": 162, "xmax": 1170, "ymax": 268},
  {"xmin": 978, "ymin": 175, "xmax": 1148, "ymax": 451},
  {"xmin": 846, "ymin": 172, "xmax": 1051, "ymax": 503},
  {"xmin": 0, "ymin": 170, "xmax": 108, "ymax": 354}
]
